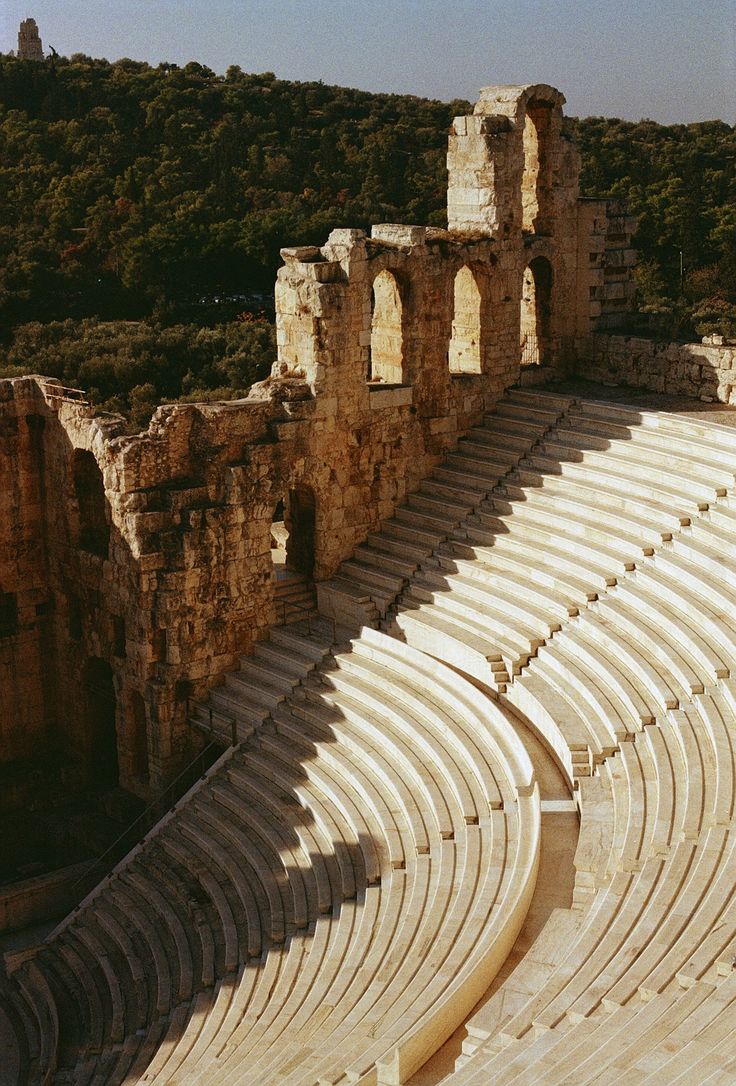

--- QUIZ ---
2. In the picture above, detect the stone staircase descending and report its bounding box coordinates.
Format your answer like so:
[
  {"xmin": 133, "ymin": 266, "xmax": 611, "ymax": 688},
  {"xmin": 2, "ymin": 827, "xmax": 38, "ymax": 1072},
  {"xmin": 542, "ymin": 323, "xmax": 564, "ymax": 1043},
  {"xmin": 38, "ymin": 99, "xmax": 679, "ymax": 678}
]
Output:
[
  {"xmin": 4, "ymin": 385, "xmax": 736, "ymax": 1085},
  {"xmin": 273, "ymin": 568, "xmax": 318, "ymax": 625},
  {"xmin": 317, "ymin": 390, "xmax": 573, "ymax": 627},
  {"xmin": 189, "ymin": 617, "xmax": 335, "ymax": 744}
]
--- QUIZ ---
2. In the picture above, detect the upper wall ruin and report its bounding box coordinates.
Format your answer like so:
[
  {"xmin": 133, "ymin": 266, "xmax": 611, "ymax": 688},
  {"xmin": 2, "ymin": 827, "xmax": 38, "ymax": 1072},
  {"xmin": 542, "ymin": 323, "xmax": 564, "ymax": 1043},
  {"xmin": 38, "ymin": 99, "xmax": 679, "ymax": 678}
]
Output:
[{"xmin": 0, "ymin": 84, "xmax": 637, "ymax": 794}]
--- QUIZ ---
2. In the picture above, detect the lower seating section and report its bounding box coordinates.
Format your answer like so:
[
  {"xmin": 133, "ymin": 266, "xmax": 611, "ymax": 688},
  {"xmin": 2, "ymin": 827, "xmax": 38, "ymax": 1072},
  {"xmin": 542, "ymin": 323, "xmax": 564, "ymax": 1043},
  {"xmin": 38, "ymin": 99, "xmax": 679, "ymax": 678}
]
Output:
[
  {"xmin": 4, "ymin": 387, "xmax": 736, "ymax": 1084},
  {"xmin": 4, "ymin": 628, "xmax": 539, "ymax": 1086}
]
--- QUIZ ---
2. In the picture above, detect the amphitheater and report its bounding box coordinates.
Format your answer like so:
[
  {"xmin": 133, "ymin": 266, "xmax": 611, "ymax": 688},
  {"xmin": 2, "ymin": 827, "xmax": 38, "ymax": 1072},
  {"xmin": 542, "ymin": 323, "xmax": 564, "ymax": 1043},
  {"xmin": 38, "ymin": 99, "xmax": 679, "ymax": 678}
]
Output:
[{"xmin": 1, "ymin": 84, "xmax": 735, "ymax": 1085}]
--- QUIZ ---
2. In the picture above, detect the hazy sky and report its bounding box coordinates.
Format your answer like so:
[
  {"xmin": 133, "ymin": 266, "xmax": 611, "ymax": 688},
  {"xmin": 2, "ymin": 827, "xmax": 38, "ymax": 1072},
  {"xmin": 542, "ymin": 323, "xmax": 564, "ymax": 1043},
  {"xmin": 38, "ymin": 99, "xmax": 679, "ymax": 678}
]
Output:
[{"xmin": 3, "ymin": 0, "xmax": 734, "ymax": 124}]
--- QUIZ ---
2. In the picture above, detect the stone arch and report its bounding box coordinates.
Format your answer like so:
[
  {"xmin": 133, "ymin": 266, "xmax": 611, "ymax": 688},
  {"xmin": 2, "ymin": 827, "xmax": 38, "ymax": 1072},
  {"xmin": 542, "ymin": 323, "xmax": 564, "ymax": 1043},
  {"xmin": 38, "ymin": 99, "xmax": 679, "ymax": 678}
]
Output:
[
  {"xmin": 522, "ymin": 100, "xmax": 554, "ymax": 234},
  {"xmin": 521, "ymin": 256, "xmax": 553, "ymax": 365},
  {"xmin": 73, "ymin": 449, "xmax": 109, "ymax": 557},
  {"xmin": 449, "ymin": 265, "xmax": 483, "ymax": 374},
  {"xmin": 369, "ymin": 270, "xmax": 404, "ymax": 383},
  {"xmin": 82, "ymin": 657, "xmax": 118, "ymax": 789}
]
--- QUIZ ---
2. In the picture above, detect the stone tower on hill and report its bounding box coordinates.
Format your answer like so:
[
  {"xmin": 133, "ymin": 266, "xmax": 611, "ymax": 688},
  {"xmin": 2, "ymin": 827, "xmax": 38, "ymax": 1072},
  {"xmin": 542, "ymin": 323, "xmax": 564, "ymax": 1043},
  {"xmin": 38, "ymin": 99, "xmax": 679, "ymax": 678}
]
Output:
[{"xmin": 17, "ymin": 17, "xmax": 43, "ymax": 61}]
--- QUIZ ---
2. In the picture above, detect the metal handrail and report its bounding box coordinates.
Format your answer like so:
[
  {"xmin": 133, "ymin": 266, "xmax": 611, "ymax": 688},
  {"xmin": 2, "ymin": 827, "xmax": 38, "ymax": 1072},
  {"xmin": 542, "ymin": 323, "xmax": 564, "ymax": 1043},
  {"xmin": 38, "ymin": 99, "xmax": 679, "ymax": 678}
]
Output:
[
  {"xmin": 74, "ymin": 738, "xmax": 225, "ymax": 889},
  {"xmin": 188, "ymin": 698, "xmax": 239, "ymax": 747},
  {"xmin": 38, "ymin": 380, "xmax": 89, "ymax": 403}
]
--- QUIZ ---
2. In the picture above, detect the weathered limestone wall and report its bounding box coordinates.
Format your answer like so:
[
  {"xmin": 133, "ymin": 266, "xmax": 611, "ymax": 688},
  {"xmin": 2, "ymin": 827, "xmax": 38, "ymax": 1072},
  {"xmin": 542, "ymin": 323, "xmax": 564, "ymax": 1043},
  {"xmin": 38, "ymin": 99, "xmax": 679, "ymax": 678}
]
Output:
[
  {"xmin": 578, "ymin": 334, "xmax": 736, "ymax": 403},
  {"xmin": 0, "ymin": 83, "xmax": 639, "ymax": 794},
  {"xmin": 447, "ymin": 83, "xmax": 582, "ymax": 366},
  {"xmin": 0, "ymin": 383, "xmax": 49, "ymax": 762},
  {"xmin": 576, "ymin": 201, "xmax": 638, "ymax": 333}
]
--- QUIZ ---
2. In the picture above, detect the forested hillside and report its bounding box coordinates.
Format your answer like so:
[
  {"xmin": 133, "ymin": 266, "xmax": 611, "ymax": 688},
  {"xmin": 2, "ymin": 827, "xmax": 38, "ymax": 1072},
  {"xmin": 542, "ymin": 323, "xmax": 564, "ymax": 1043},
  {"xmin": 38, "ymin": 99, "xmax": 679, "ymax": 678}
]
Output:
[{"xmin": 1, "ymin": 53, "xmax": 734, "ymax": 422}]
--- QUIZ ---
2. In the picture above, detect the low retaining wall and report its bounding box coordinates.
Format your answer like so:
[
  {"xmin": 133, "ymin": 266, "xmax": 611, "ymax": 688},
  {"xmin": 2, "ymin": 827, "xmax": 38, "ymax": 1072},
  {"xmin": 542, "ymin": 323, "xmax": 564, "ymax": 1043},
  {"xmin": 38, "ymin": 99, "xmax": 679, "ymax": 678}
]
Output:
[
  {"xmin": 0, "ymin": 862, "xmax": 91, "ymax": 935},
  {"xmin": 579, "ymin": 334, "xmax": 736, "ymax": 403}
]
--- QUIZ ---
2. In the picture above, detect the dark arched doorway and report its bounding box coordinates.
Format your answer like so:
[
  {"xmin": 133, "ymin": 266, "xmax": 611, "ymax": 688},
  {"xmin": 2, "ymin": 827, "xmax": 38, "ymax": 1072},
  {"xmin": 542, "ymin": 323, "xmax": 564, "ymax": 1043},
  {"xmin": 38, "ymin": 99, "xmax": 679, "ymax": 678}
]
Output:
[
  {"xmin": 520, "ymin": 256, "xmax": 553, "ymax": 366},
  {"xmin": 83, "ymin": 657, "xmax": 118, "ymax": 789},
  {"xmin": 271, "ymin": 486, "xmax": 317, "ymax": 623},
  {"xmin": 285, "ymin": 485, "xmax": 316, "ymax": 578},
  {"xmin": 73, "ymin": 450, "xmax": 109, "ymax": 557}
]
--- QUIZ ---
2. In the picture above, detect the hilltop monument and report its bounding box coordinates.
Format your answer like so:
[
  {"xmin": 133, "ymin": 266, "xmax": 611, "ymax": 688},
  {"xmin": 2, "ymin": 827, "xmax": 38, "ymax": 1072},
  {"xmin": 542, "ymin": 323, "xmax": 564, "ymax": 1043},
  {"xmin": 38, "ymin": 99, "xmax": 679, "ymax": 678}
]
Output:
[{"xmin": 17, "ymin": 17, "xmax": 43, "ymax": 61}]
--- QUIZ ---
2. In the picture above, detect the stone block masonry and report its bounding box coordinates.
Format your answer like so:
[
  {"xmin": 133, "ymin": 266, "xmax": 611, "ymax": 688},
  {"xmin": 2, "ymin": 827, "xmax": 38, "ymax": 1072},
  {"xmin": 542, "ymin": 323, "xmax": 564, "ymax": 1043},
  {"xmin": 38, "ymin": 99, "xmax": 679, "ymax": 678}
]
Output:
[
  {"xmin": 579, "ymin": 334, "xmax": 736, "ymax": 403},
  {"xmin": 17, "ymin": 18, "xmax": 43, "ymax": 61}
]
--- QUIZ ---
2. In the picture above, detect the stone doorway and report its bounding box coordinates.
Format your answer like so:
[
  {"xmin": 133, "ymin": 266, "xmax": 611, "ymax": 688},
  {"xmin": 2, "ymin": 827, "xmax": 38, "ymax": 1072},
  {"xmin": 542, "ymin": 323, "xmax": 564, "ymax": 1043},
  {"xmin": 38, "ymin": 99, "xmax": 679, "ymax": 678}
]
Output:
[{"xmin": 271, "ymin": 486, "xmax": 318, "ymax": 624}]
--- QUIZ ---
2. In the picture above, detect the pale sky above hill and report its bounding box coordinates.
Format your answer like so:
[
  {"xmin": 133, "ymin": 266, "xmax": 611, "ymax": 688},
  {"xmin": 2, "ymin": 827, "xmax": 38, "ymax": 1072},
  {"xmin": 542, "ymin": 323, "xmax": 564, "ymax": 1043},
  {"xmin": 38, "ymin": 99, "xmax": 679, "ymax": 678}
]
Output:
[{"xmin": 3, "ymin": 0, "xmax": 734, "ymax": 124}]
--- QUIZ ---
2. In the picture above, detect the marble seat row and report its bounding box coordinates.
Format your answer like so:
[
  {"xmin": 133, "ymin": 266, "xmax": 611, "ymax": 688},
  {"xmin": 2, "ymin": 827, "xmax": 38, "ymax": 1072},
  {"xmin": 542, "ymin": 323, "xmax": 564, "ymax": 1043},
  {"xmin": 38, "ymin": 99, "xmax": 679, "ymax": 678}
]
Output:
[
  {"xmin": 452, "ymin": 702, "xmax": 736, "ymax": 1083},
  {"xmin": 177, "ymin": 630, "xmax": 538, "ymax": 1086},
  {"xmin": 7, "ymin": 627, "xmax": 539, "ymax": 1086},
  {"xmin": 369, "ymin": 390, "xmax": 736, "ymax": 1080}
]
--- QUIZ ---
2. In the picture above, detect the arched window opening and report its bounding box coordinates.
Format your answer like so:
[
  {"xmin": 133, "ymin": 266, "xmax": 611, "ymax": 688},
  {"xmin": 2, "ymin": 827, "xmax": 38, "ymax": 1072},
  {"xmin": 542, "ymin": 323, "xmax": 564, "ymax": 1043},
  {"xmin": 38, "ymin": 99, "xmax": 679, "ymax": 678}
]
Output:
[
  {"xmin": 271, "ymin": 486, "xmax": 317, "ymax": 623},
  {"xmin": 449, "ymin": 266, "xmax": 482, "ymax": 374},
  {"xmin": 522, "ymin": 101, "xmax": 553, "ymax": 234},
  {"xmin": 131, "ymin": 692, "xmax": 149, "ymax": 784},
  {"xmin": 73, "ymin": 449, "xmax": 109, "ymax": 557},
  {"xmin": 369, "ymin": 270, "xmax": 404, "ymax": 383},
  {"xmin": 83, "ymin": 657, "xmax": 118, "ymax": 789},
  {"xmin": 520, "ymin": 257, "xmax": 553, "ymax": 366}
]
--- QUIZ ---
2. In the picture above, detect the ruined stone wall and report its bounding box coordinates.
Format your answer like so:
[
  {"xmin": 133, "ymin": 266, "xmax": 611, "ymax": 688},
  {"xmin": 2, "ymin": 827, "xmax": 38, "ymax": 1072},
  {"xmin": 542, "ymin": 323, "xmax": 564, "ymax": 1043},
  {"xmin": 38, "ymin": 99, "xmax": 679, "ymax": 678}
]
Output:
[
  {"xmin": 17, "ymin": 18, "xmax": 43, "ymax": 61},
  {"xmin": 0, "ymin": 382, "xmax": 49, "ymax": 762},
  {"xmin": 576, "ymin": 200, "xmax": 638, "ymax": 334},
  {"xmin": 578, "ymin": 334, "xmax": 736, "ymax": 403},
  {"xmin": 0, "ymin": 83, "xmax": 639, "ymax": 793}
]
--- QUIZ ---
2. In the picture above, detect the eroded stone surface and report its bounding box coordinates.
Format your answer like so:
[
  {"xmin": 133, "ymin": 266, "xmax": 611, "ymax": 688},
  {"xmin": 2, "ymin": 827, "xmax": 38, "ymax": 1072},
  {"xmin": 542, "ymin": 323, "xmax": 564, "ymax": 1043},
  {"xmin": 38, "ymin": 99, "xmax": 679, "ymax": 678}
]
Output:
[{"xmin": 16, "ymin": 19, "xmax": 43, "ymax": 61}]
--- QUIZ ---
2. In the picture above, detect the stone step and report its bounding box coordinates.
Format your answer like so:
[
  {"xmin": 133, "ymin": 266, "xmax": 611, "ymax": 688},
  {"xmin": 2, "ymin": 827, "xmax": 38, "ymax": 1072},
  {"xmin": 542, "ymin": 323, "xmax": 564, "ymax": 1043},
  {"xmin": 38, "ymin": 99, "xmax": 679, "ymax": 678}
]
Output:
[
  {"xmin": 431, "ymin": 466, "xmax": 497, "ymax": 496},
  {"xmin": 380, "ymin": 515, "xmax": 446, "ymax": 550},
  {"xmin": 561, "ymin": 415, "xmax": 736, "ymax": 475},
  {"xmin": 365, "ymin": 530, "xmax": 433, "ymax": 563},
  {"xmin": 409, "ymin": 488, "xmax": 473, "ymax": 521},
  {"xmin": 353, "ymin": 542, "xmax": 418, "ymax": 579},
  {"xmin": 493, "ymin": 400, "xmax": 562, "ymax": 426}
]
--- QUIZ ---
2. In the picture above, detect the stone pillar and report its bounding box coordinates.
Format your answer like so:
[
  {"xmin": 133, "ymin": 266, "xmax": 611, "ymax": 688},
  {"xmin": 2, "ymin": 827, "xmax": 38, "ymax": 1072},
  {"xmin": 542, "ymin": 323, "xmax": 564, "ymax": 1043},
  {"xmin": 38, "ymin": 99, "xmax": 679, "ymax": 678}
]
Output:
[{"xmin": 17, "ymin": 19, "xmax": 43, "ymax": 61}]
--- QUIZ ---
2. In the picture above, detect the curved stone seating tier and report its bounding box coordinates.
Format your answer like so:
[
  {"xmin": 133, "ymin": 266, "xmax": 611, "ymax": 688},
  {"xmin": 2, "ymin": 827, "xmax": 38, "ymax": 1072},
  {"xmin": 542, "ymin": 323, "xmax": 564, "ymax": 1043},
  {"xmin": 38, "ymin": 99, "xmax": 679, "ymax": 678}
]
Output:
[
  {"xmin": 6, "ymin": 628, "xmax": 539, "ymax": 1086},
  {"xmin": 450, "ymin": 729, "xmax": 736, "ymax": 1082}
]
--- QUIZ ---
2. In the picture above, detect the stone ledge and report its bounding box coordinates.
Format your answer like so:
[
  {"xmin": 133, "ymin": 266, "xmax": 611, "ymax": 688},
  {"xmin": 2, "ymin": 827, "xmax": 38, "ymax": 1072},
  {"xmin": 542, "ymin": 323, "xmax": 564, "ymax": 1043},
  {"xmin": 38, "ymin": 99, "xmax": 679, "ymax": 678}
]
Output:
[{"xmin": 368, "ymin": 384, "xmax": 413, "ymax": 408}]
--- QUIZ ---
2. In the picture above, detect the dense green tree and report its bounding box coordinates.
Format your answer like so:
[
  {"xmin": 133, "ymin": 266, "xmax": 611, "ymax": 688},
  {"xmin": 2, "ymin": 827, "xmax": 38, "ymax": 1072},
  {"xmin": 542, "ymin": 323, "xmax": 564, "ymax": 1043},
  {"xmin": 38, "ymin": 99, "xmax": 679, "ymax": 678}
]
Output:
[{"xmin": 0, "ymin": 52, "xmax": 734, "ymax": 424}]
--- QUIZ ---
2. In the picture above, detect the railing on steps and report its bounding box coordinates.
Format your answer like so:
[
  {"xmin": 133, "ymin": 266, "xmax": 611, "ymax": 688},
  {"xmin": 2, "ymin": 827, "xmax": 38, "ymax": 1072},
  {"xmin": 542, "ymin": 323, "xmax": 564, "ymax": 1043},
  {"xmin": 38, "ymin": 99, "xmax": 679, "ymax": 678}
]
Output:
[
  {"xmin": 72, "ymin": 738, "xmax": 226, "ymax": 893},
  {"xmin": 190, "ymin": 701, "xmax": 239, "ymax": 747},
  {"xmin": 275, "ymin": 591, "xmax": 335, "ymax": 640}
]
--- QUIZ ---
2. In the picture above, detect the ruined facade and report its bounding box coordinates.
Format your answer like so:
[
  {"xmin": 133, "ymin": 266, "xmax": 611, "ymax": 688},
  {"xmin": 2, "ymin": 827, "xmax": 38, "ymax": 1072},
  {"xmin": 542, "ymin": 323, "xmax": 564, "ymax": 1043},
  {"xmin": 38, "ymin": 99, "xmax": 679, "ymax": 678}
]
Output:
[
  {"xmin": 16, "ymin": 18, "xmax": 43, "ymax": 61},
  {"xmin": 0, "ymin": 84, "xmax": 636, "ymax": 797}
]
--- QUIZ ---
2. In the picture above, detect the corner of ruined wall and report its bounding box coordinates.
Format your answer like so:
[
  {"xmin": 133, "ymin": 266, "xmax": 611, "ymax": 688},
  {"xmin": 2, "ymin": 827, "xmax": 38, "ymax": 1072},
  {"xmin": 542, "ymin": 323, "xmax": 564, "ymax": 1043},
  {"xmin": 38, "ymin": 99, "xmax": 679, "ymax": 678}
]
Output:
[
  {"xmin": 576, "ymin": 200, "xmax": 638, "ymax": 338},
  {"xmin": 577, "ymin": 334, "xmax": 736, "ymax": 403}
]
